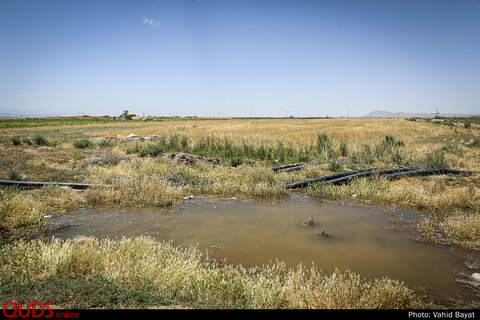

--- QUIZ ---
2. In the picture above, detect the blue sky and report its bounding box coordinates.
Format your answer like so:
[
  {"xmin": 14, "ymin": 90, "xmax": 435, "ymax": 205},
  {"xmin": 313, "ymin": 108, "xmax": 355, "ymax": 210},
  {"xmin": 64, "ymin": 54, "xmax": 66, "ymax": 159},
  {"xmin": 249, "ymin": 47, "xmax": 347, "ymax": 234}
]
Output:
[{"xmin": 0, "ymin": 0, "xmax": 479, "ymax": 117}]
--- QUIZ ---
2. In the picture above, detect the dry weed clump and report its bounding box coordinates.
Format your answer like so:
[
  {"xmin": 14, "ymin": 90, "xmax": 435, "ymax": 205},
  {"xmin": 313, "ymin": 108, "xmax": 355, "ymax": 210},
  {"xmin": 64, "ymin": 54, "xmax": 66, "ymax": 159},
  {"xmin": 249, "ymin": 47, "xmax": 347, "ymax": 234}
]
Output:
[
  {"xmin": 440, "ymin": 214, "xmax": 480, "ymax": 250},
  {"xmin": 306, "ymin": 177, "xmax": 480, "ymax": 215},
  {"xmin": 416, "ymin": 214, "xmax": 480, "ymax": 250},
  {"xmin": 416, "ymin": 218, "xmax": 439, "ymax": 244},
  {"xmin": 0, "ymin": 237, "xmax": 423, "ymax": 309},
  {"xmin": 84, "ymin": 178, "xmax": 184, "ymax": 208},
  {"xmin": 0, "ymin": 186, "xmax": 83, "ymax": 233},
  {"xmin": 86, "ymin": 157, "xmax": 288, "ymax": 200}
]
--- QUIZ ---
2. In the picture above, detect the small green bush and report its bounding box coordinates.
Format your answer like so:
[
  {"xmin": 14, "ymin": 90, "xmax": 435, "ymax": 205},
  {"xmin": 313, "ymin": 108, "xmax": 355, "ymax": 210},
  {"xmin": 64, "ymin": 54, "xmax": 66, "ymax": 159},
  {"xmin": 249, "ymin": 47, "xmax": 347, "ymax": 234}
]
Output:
[
  {"xmin": 230, "ymin": 157, "xmax": 243, "ymax": 167},
  {"xmin": 33, "ymin": 135, "xmax": 49, "ymax": 146},
  {"xmin": 97, "ymin": 140, "xmax": 116, "ymax": 148},
  {"xmin": 338, "ymin": 140, "xmax": 348, "ymax": 157},
  {"xmin": 128, "ymin": 144, "xmax": 164, "ymax": 157},
  {"xmin": 73, "ymin": 139, "xmax": 94, "ymax": 149},
  {"xmin": 382, "ymin": 134, "xmax": 404, "ymax": 147},
  {"xmin": 11, "ymin": 136, "xmax": 21, "ymax": 146},
  {"xmin": 373, "ymin": 135, "xmax": 405, "ymax": 163},
  {"xmin": 7, "ymin": 169, "xmax": 24, "ymax": 181},
  {"xmin": 316, "ymin": 133, "xmax": 335, "ymax": 159},
  {"xmin": 391, "ymin": 149, "xmax": 408, "ymax": 166},
  {"xmin": 424, "ymin": 149, "xmax": 449, "ymax": 169},
  {"xmin": 180, "ymin": 136, "xmax": 189, "ymax": 150},
  {"xmin": 442, "ymin": 144, "xmax": 464, "ymax": 156}
]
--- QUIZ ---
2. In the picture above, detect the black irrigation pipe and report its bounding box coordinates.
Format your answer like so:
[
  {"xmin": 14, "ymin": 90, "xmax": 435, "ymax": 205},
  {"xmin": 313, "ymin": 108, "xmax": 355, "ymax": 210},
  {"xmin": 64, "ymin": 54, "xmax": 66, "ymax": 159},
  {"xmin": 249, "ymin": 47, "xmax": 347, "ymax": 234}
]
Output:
[
  {"xmin": 282, "ymin": 168, "xmax": 375, "ymax": 189},
  {"xmin": 283, "ymin": 167, "xmax": 480, "ymax": 189},
  {"xmin": 272, "ymin": 163, "xmax": 305, "ymax": 172},
  {"xmin": 382, "ymin": 168, "xmax": 480, "ymax": 181},
  {"xmin": 0, "ymin": 180, "xmax": 113, "ymax": 189},
  {"xmin": 3, "ymin": 169, "xmax": 477, "ymax": 190},
  {"xmin": 272, "ymin": 161, "xmax": 360, "ymax": 173},
  {"xmin": 322, "ymin": 167, "xmax": 418, "ymax": 186}
]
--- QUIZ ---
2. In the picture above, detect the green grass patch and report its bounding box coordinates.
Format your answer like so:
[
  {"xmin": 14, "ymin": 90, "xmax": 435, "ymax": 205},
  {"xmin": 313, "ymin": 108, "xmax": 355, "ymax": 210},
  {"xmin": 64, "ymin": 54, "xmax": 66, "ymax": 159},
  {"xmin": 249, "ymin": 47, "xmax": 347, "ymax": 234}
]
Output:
[
  {"xmin": 6, "ymin": 169, "xmax": 25, "ymax": 181},
  {"xmin": 230, "ymin": 156, "xmax": 243, "ymax": 167},
  {"xmin": 73, "ymin": 139, "xmax": 94, "ymax": 149},
  {"xmin": 0, "ymin": 117, "xmax": 163, "ymax": 128},
  {"xmin": 33, "ymin": 134, "xmax": 49, "ymax": 146},
  {"xmin": 97, "ymin": 140, "xmax": 117, "ymax": 148},
  {"xmin": 126, "ymin": 134, "xmax": 328, "ymax": 165},
  {"xmin": 45, "ymin": 168, "xmax": 90, "ymax": 183},
  {"xmin": 10, "ymin": 136, "xmax": 21, "ymax": 146},
  {"xmin": 0, "ymin": 274, "xmax": 179, "ymax": 309},
  {"xmin": 424, "ymin": 148, "xmax": 449, "ymax": 169}
]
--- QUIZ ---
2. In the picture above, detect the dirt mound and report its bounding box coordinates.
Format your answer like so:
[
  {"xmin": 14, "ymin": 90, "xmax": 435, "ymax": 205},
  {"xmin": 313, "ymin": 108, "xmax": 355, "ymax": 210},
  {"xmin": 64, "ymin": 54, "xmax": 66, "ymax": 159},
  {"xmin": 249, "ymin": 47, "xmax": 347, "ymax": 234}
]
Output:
[{"xmin": 164, "ymin": 153, "xmax": 220, "ymax": 166}]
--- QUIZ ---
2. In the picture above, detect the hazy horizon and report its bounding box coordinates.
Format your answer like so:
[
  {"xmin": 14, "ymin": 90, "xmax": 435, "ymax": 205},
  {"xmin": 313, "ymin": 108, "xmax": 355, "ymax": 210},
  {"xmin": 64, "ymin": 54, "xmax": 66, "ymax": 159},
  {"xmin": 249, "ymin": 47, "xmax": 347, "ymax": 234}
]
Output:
[{"xmin": 1, "ymin": 0, "xmax": 479, "ymax": 118}]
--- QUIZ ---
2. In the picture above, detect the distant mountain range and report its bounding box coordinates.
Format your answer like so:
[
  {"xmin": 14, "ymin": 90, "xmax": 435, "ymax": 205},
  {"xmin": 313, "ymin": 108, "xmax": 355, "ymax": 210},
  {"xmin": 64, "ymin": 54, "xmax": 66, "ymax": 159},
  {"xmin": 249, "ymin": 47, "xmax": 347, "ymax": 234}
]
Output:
[{"xmin": 364, "ymin": 110, "xmax": 478, "ymax": 118}]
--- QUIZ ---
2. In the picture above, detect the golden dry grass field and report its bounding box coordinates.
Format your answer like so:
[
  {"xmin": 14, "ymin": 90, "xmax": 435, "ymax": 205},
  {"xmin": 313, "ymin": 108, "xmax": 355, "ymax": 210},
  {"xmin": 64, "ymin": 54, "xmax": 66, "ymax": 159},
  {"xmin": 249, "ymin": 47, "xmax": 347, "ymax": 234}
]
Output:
[{"xmin": 1, "ymin": 117, "xmax": 479, "ymax": 309}]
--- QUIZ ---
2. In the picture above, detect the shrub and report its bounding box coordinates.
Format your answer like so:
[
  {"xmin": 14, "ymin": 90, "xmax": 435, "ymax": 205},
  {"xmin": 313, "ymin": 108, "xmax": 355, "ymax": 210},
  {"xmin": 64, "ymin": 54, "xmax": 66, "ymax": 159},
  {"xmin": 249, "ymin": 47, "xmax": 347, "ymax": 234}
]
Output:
[
  {"xmin": 230, "ymin": 157, "xmax": 243, "ymax": 167},
  {"xmin": 391, "ymin": 149, "xmax": 408, "ymax": 166},
  {"xmin": 7, "ymin": 169, "xmax": 25, "ymax": 181},
  {"xmin": 33, "ymin": 135, "xmax": 49, "ymax": 146},
  {"xmin": 97, "ymin": 140, "xmax": 116, "ymax": 148},
  {"xmin": 130, "ymin": 144, "xmax": 165, "ymax": 157},
  {"xmin": 382, "ymin": 134, "xmax": 404, "ymax": 147},
  {"xmin": 167, "ymin": 135, "xmax": 181, "ymax": 150},
  {"xmin": 180, "ymin": 136, "xmax": 189, "ymax": 150},
  {"xmin": 316, "ymin": 133, "xmax": 335, "ymax": 159},
  {"xmin": 441, "ymin": 144, "xmax": 464, "ymax": 156},
  {"xmin": 424, "ymin": 149, "xmax": 449, "ymax": 169},
  {"xmin": 374, "ymin": 135, "xmax": 405, "ymax": 163},
  {"xmin": 11, "ymin": 136, "xmax": 21, "ymax": 146},
  {"xmin": 73, "ymin": 139, "xmax": 94, "ymax": 149},
  {"xmin": 357, "ymin": 144, "xmax": 375, "ymax": 165},
  {"xmin": 338, "ymin": 140, "xmax": 348, "ymax": 157}
]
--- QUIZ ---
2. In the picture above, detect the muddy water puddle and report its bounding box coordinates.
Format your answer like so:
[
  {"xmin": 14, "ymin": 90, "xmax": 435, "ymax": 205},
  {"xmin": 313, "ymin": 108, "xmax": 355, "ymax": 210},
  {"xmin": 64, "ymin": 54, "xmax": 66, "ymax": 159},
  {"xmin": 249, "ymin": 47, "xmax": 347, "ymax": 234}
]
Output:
[{"xmin": 48, "ymin": 195, "xmax": 479, "ymax": 305}]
